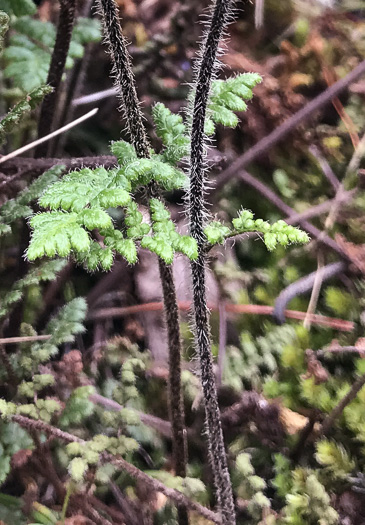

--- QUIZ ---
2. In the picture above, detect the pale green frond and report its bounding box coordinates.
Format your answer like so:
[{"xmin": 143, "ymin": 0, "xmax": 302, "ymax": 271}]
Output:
[{"xmin": 27, "ymin": 212, "xmax": 91, "ymax": 260}]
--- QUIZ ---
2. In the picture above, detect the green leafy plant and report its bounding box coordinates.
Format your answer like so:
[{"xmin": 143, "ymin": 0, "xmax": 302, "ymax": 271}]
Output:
[
  {"xmin": 3, "ymin": 13, "xmax": 100, "ymax": 92},
  {"xmin": 281, "ymin": 469, "xmax": 338, "ymax": 525},
  {"xmin": 19, "ymin": 1, "xmax": 309, "ymax": 524}
]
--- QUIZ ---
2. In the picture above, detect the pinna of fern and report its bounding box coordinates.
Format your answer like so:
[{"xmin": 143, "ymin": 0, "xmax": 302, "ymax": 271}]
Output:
[{"xmin": 26, "ymin": 138, "xmax": 198, "ymax": 269}]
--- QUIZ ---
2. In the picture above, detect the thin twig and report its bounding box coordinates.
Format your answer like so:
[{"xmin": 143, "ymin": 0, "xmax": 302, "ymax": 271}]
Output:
[
  {"xmin": 72, "ymin": 86, "xmax": 118, "ymax": 106},
  {"xmin": 303, "ymin": 253, "xmax": 324, "ymax": 330},
  {"xmin": 254, "ymin": 0, "xmax": 264, "ymax": 29},
  {"xmin": 0, "ymin": 109, "xmax": 98, "ymax": 164},
  {"xmin": 0, "ymin": 334, "xmax": 51, "ymax": 344},
  {"xmin": 317, "ymin": 346, "xmax": 365, "ymax": 357},
  {"xmin": 309, "ymin": 145, "xmax": 340, "ymax": 191},
  {"xmin": 86, "ymin": 300, "xmax": 354, "ymax": 331}
]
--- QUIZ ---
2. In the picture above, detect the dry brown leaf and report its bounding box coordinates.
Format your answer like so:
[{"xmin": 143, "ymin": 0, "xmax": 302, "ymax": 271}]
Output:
[
  {"xmin": 279, "ymin": 406, "xmax": 309, "ymax": 435},
  {"xmin": 64, "ymin": 516, "xmax": 94, "ymax": 525},
  {"xmin": 289, "ymin": 72, "xmax": 313, "ymax": 89},
  {"xmin": 302, "ymin": 349, "xmax": 329, "ymax": 384}
]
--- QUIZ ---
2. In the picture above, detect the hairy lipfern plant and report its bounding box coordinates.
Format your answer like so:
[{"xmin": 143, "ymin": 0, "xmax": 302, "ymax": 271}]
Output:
[
  {"xmin": 23, "ymin": 2, "xmax": 310, "ymax": 524},
  {"xmin": 0, "ymin": 0, "xmax": 311, "ymax": 522}
]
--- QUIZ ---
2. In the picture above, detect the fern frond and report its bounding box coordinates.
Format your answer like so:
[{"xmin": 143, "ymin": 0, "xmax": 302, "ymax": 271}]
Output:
[
  {"xmin": 110, "ymin": 140, "xmax": 137, "ymax": 166},
  {"xmin": 141, "ymin": 199, "xmax": 198, "ymax": 264},
  {"xmin": 204, "ymin": 211, "xmax": 309, "ymax": 251},
  {"xmin": 72, "ymin": 17, "xmax": 101, "ymax": 45},
  {"xmin": 102, "ymin": 228, "xmax": 138, "ymax": 265},
  {"xmin": 211, "ymin": 210, "xmax": 309, "ymax": 250},
  {"xmin": 123, "ymin": 154, "xmax": 188, "ymax": 190},
  {"xmin": 28, "ymin": 150, "xmax": 190, "ymax": 266},
  {"xmin": 39, "ymin": 167, "xmax": 131, "ymax": 212},
  {"xmin": 60, "ymin": 385, "xmax": 95, "ymax": 427},
  {"xmin": 152, "ymin": 103, "xmax": 190, "ymax": 165},
  {"xmin": 17, "ymin": 298, "xmax": 87, "ymax": 374},
  {"xmin": 0, "ymin": 0, "xmax": 36, "ymax": 17},
  {"xmin": 124, "ymin": 201, "xmax": 150, "ymax": 239},
  {"xmin": 204, "ymin": 221, "xmax": 231, "ymax": 245},
  {"xmin": 0, "ymin": 260, "xmax": 67, "ymax": 319},
  {"xmin": 27, "ymin": 212, "xmax": 91, "ymax": 260},
  {"xmin": 0, "ymin": 85, "xmax": 53, "ymax": 145},
  {"xmin": 4, "ymin": 16, "xmax": 101, "ymax": 92},
  {"xmin": 207, "ymin": 73, "xmax": 262, "ymax": 131},
  {"xmin": 76, "ymin": 240, "xmax": 115, "ymax": 271}
]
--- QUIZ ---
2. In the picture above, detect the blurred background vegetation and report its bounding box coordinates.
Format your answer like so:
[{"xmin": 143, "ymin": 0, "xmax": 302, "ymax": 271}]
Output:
[{"xmin": 1, "ymin": 0, "xmax": 365, "ymax": 523}]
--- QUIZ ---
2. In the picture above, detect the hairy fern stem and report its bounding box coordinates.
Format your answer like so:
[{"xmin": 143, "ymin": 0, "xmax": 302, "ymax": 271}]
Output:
[
  {"xmin": 36, "ymin": 0, "xmax": 77, "ymax": 157},
  {"xmin": 188, "ymin": 0, "xmax": 236, "ymax": 523},
  {"xmin": 97, "ymin": 1, "xmax": 188, "ymax": 522}
]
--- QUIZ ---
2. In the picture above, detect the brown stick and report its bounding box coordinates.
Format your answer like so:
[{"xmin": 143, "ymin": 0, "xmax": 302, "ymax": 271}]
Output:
[
  {"xmin": 317, "ymin": 346, "xmax": 365, "ymax": 357},
  {"xmin": 309, "ymin": 145, "xmax": 340, "ymax": 191},
  {"xmin": 87, "ymin": 300, "xmax": 354, "ymax": 331},
  {"xmin": 285, "ymin": 190, "xmax": 356, "ymax": 225},
  {"xmin": 36, "ymin": 0, "xmax": 77, "ymax": 157},
  {"xmin": 0, "ymin": 335, "xmax": 51, "ymax": 344}
]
